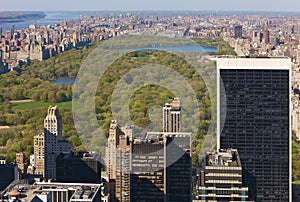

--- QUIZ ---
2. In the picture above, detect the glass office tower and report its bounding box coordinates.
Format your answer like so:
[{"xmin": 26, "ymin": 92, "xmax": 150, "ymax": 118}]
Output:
[{"xmin": 217, "ymin": 57, "xmax": 291, "ymax": 201}]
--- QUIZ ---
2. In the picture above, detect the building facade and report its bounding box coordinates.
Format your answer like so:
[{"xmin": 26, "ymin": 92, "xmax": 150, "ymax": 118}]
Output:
[
  {"xmin": 234, "ymin": 25, "xmax": 243, "ymax": 39},
  {"xmin": 56, "ymin": 151, "xmax": 101, "ymax": 183},
  {"xmin": 106, "ymin": 98, "xmax": 191, "ymax": 202},
  {"xmin": 217, "ymin": 57, "xmax": 291, "ymax": 201},
  {"xmin": 263, "ymin": 30, "xmax": 270, "ymax": 44},
  {"xmin": 196, "ymin": 148, "xmax": 248, "ymax": 201},
  {"xmin": 130, "ymin": 139, "xmax": 165, "ymax": 202},
  {"xmin": 163, "ymin": 98, "xmax": 181, "ymax": 133},
  {"xmin": 0, "ymin": 164, "xmax": 18, "ymax": 191},
  {"xmin": 292, "ymin": 97, "xmax": 300, "ymax": 140},
  {"xmin": 106, "ymin": 119, "xmax": 132, "ymax": 202},
  {"xmin": 16, "ymin": 152, "xmax": 27, "ymax": 175},
  {"xmin": 130, "ymin": 132, "xmax": 191, "ymax": 202},
  {"xmin": 107, "ymin": 130, "xmax": 192, "ymax": 202},
  {"xmin": 34, "ymin": 106, "xmax": 72, "ymax": 179}
]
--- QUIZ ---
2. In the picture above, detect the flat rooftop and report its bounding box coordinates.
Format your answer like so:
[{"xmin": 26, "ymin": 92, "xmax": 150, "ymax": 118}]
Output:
[
  {"xmin": 3, "ymin": 182, "xmax": 101, "ymax": 202},
  {"xmin": 217, "ymin": 57, "xmax": 291, "ymax": 70},
  {"xmin": 205, "ymin": 148, "xmax": 241, "ymax": 167}
]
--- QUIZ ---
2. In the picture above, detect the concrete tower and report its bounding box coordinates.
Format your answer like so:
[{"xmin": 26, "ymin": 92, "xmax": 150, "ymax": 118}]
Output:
[
  {"xmin": 34, "ymin": 106, "xmax": 71, "ymax": 179},
  {"xmin": 44, "ymin": 106, "xmax": 62, "ymax": 140}
]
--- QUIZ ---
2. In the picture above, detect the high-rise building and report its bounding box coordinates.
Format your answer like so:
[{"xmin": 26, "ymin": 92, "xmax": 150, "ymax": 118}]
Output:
[
  {"xmin": 44, "ymin": 105, "xmax": 62, "ymax": 139},
  {"xmin": 217, "ymin": 57, "xmax": 291, "ymax": 201},
  {"xmin": 131, "ymin": 132, "xmax": 191, "ymax": 202},
  {"xmin": 107, "ymin": 130, "xmax": 191, "ymax": 202},
  {"xmin": 196, "ymin": 148, "xmax": 248, "ymax": 201},
  {"xmin": 130, "ymin": 137, "xmax": 165, "ymax": 202},
  {"xmin": 105, "ymin": 119, "xmax": 132, "ymax": 202},
  {"xmin": 34, "ymin": 106, "xmax": 72, "ymax": 179},
  {"xmin": 234, "ymin": 25, "xmax": 243, "ymax": 38},
  {"xmin": 163, "ymin": 132, "xmax": 191, "ymax": 202},
  {"xmin": 106, "ymin": 98, "xmax": 191, "ymax": 202},
  {"xmin": 115, "ymin": 135, "xmax": 131, "ymax": 202},
  {"xmin": 163, "ymin": 97, "xmax": 181, "ymax": 133},
  {"xmin": 263, "ymin": 29, "xmax": 270, "ymax": 44}
]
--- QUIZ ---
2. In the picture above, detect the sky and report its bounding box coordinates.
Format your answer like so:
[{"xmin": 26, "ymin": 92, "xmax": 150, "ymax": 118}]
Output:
[{"xmin": 1, "ymin": 0, "xmax": 300, "ymax": 12}]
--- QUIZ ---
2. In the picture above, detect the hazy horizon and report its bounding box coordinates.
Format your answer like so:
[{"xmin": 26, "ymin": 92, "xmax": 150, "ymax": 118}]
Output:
[
  {"xmin": 1, "ymin": 0, "xmax": 300, "ymax": 12},
  {"xmin": 2, "ymin": 9, "xmax": 300, "ymax": 13}
]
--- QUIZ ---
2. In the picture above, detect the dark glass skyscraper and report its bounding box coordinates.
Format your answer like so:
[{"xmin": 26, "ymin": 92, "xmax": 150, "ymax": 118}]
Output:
[
  {"xmin": 234, "ymin": 25, "xmax": 243, "ymax": 38},
  {"xmin": 217, "ymin": 58, "xmax": 291, "ymax": 201}
]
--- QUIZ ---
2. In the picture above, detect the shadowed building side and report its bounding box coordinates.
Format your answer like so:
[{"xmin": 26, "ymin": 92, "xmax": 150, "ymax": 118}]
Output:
[
  {"xmin": 217, "ymin": 57, "xmax": 291, "ymax": 201},
  {"xmin": 56, "ymin": 151, "xmax": 101, "ymax": 183}
]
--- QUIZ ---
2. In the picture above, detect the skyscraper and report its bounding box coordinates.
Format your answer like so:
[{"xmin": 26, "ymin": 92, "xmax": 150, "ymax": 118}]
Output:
[
  {"xmin": 163, "ymin": 97, "xmax": 181, "ymax": 133},
  {"xmin": 131, "ymin": 132, "xmax": 191, "ymax": 202},
  {"xmin": 106, "ymin": 98, "xmax": 191, "ymax": 202},
  {"xmin": 234, "ymin": 25, "xmax": 243, "ymax": 38},
  {"xmin": 130, "ymin": 137, "xmax": 165, "ymax": 202},
  {"xmin": 34, "ymin": 106, "xmax": 72, "ymax": 179},
  {"xmin": 105, "ymin": 119, "xmax": 132, "ymax": 202},
  {"xmin": 217, "ymin": 57, "xmax": 291, "ymax": 201},
  {"xmin": 44, "ymin": 105, "xmax": 62, "ymax": 140},
  {"xmin": 263, "ymin": 29, "xmax": 270, "ymax": 44}
]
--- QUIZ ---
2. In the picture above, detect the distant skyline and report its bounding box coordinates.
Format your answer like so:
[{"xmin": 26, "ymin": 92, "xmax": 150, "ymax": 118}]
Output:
[{"xmin": 1, "ymin": 0, "xmax": 300, "ymax": 12}]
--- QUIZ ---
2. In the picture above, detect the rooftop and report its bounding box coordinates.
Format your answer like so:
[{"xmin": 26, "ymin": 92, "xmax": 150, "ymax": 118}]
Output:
[
  {"xmin": 205, "ymin": 148, "xmax": 241, "ymax": 167},
  {"xmin": 57, "ymin": 151, "xmax": 101, "ymax": 161},
  {"xmin": 217, "ymin": 57, "xmax": 291, "ymax": 70},
  {"xmin": 3, "ymin": 182, "xmax": 101, "ymax": 202}
]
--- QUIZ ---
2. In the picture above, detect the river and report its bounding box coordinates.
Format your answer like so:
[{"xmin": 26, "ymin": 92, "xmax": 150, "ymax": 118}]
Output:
[{"xmin": 0, "ymin": 11, "xmax": 100, "ymax": 31}]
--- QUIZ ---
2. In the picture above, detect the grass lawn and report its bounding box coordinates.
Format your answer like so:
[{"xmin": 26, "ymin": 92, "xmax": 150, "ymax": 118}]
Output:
[{"xmin": 11, "ymin": 101, "xmax": 73, "ymax": 110}]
